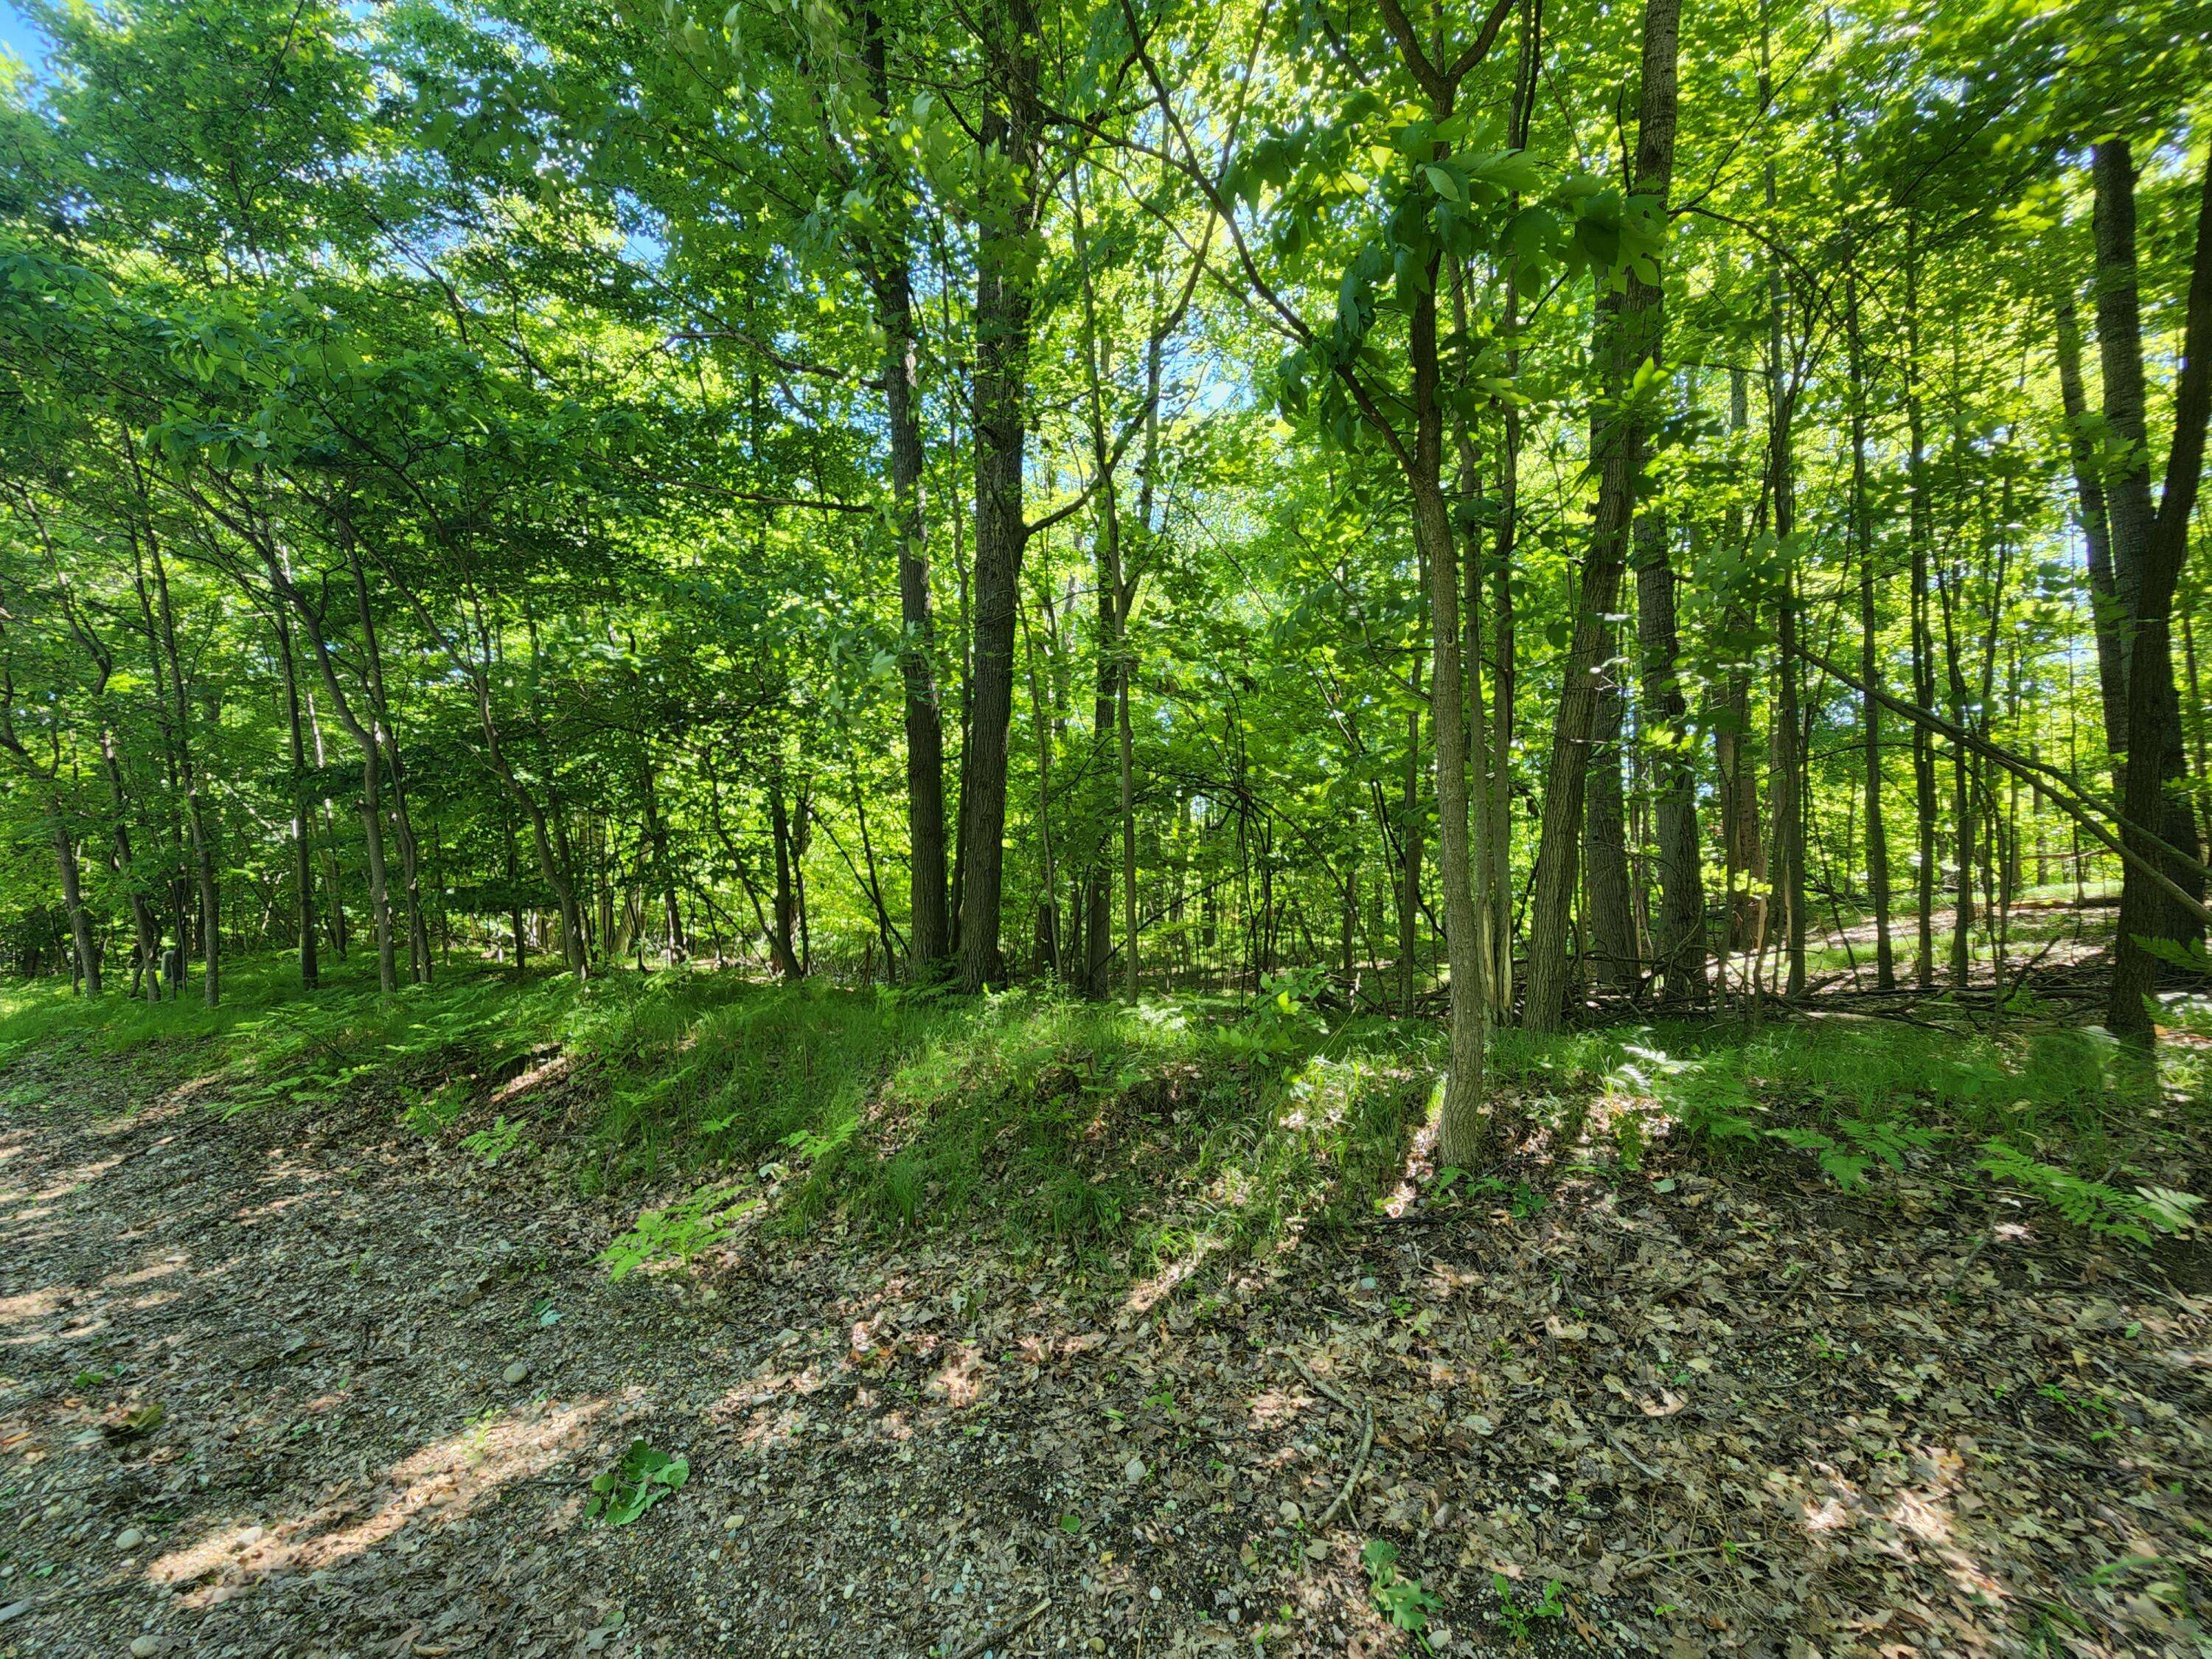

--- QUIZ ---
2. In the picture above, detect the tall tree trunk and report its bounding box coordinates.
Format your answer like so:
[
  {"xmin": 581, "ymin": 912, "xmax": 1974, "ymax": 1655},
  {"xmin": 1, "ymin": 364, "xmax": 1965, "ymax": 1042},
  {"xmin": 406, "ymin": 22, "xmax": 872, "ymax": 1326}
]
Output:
[
  {"xmin": 769, "ymin": 763, "xmax": 804, "ymax": 980},
  {"xmin": 1763, "ymin": 18, "xmax": 1806, "ymax": 1001},
  {"xmin": 1846, "ymin": 266, "xmax": 1894, "ymax": 989},
  {"xmin": 953, "ymin": 0, "xmax": 1042, "ymax": 992},
  {"xmin": 1398, "ymin": 705, "xmax": 1423, "ymax": 1011},
  {"xmin": 860, "ymin": 4, "xmax": 949, "ymax": 975},
  {"xmin": 2053, "ymin": 291, "xmax": 2129, "ymax": 776},
  {"xmin": 1584, "ymin": 648, "xmax": 1636, "ymax": 991},
  {"xmin": 1527, "ymin": 0, "xmax": 1680, "ymax": 1029},
  {"xmin": 1905, "ymin": 226, "xmax": 1939, "ymax": 986},
  {"xmin": 54, "ymin": 821, "xmax": 100, "ymax": 997},
  {"xmin": 274, "ymin": 609, "xmax": 319, "ymax": 990},
  {"xmin": 147, "ymin": 533, "xmax": 218, "ymax": 1006},
  {"xmin": 1635, "ymin": 502, "xmax": 1707, "ymax": 1001},
  {"xmin": 641, "ymin": 762, "xmax": 684, "ymax": 960},
  {"xmin": 2097, "ymin": 142, "xmax": 2212, "ymax": 1034},
  {"xmin": 1717, "ymin": 369, "xmax": 1764, "ymax": 980},
  {"xmin": 351, "ymin": 556, "xmax": 431, "ymax": 984}
]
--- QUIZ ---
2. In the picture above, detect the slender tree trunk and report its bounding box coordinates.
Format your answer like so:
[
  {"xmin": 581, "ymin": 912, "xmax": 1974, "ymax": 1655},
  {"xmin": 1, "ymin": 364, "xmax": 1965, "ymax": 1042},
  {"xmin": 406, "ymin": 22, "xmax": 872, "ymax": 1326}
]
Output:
[
  {"xmin": 54, "ymin": 821, "xmax": 100, "ymax": 997},
  {"xmin": 1905, "ymin": 227, "xmax": 1939, "ymax": 986},
  {"xmin": 860, "ymin": 4, "xmax": 950, "ymax": 975},
  {"xmin": 351, "ymin": 556, "xmax": 431, "ymax": 984},
  {"xmin": 147, "ymin": 534, "xmax": 218, "ymax": 1006},
  {"xmin": 1846, "ymin": 266, "xmax": 1893, "ymax": 988},
  {"xmin": 1763, "ymin": 21, "xmax": 1806, "ymax": 1001},
  {"xmin": 1717, "ymin": 370, "xmax": 1764, "ymax": 982},
  {"xmin": 2053, "ymin": 291, "xmax": 2129, "ymax": 774},
  {"xmin": 1526, "ymin": 288, "xmax": 1630, "ymax": 1032},
  {"xmin": 1585, "ymin": 648, "xmax": 1635, "ymax": 991},
  {"xmin": 641, "ymin": 763, "xmax": 684, "ymax": 960},
  {"xmin": 1635, "ymin": 502, "xmax": 1707, "ymax": 1001},
  {"xmin": 1398, "ymin": 704, "xmax": 1423, "ymax": 1011},
  {"xmin": 769, "ymin": 764, "xmax": 804, "ymax": 980},
  {"xmin": 274, "ymin": 609, "xmax": 319, "ymax": 990}
]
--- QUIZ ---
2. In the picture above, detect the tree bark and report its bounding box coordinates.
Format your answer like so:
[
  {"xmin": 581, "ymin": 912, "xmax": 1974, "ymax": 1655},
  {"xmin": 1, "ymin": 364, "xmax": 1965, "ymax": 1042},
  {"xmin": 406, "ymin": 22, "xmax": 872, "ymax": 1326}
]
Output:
[
  {"xmin": 273, "ymin": 608, "xmax": 319, "ymax": 990},
  {"xmin": 1846, "ymin": 265, "xmax": 1893, "ymax": 989},
  {"xmin": 1525, "ymin": 0, "xmax": 1678, "ymax": 1026},
  {"xmin": 953, "ymin": 0, "xmax": 1042, "ymax": 992},
  {"xmin": 860, "ymin": 4, "xmax": 950, "ymax": 976},
  {"xmin": 1635, "ymin": 503, "xmax": 1706, "ymax": 1001},
  {"xmin": 2096, "ymin": 142, "xmax": 2212, "ymax": 1034}
]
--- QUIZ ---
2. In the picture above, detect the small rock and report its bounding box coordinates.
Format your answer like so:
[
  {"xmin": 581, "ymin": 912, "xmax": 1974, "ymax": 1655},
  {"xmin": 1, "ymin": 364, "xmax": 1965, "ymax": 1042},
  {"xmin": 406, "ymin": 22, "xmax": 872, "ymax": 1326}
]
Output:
[
  {"xmin": 502, "ymin": 1361, "xmax": 530, "ymax": 1386},
  {"xmin": 1123, "ymin": 1456, "xmax": 1145, "ymax": 1485},
  {"xmin": 235, "ymin": 1527, "xmax": 264, "ymax": 1549},
  {"xmin": 129, "ymin": 1637, "xmax": 160, "ymax": 1658},
  {"xmin": 114, "ymin": 1528, "xmax": 144, "ymax": 1551}
]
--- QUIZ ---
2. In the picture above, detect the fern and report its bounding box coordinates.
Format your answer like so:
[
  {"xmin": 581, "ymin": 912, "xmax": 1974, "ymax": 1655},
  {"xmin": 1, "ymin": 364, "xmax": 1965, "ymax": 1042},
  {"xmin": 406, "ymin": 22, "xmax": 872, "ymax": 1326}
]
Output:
[
  {"xmin": 1976, "ymin": 1139, "xmax": 2202, "ymax": 1245},
  {"xmin": 601, "ymin": 1181, "xmax": 758, "ymax": 1279}
]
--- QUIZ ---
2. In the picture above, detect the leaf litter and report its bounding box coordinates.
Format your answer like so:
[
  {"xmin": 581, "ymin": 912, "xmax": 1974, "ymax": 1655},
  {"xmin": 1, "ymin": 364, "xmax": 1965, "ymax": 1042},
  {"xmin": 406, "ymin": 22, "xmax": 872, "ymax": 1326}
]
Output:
[{"xmin": 0, "ymin": 1049, "xmax": 2206, "ymax": 1657}]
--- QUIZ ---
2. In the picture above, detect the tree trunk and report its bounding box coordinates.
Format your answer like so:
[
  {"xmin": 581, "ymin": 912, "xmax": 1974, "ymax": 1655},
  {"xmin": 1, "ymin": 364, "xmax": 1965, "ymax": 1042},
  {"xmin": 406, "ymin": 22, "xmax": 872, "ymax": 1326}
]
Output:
[
  {"xmin": 55, "ymin": 821, "xmax": 100, "ymax": 997},
  {"xmin": 1526, "ymin": 0, "xmax": 1679, "ymax": 1026},
  {"xmin": 274, "ymin": 609, "xmax": 319, "ymax": 990},
  {"xmin": 147, "ymin": 534, "xmax": 219, "ymax": 1006},
  {"xmin": 1905, "ymin": 229, "xmax": 1939, "ymax": 986},
  {"xmin": 1398, "ymin": 705, "xmax": 1423, "ymax": 1011},
  {"xmin": 953, "ymin": 0, "xmax": 1041, "ymax": 992},
  {"xmin": 1846, "ymin": 266, "xmax": 1893, "ymax": 989},
  {"xmin": 2053, "ymin": 291, "xmax": 2129, "ymax": 774},
  {"xmin": 860, "ymin": 3, "xmax": 950, "ymax": 976},
  {"xmin": 351, "ymin": 556, "xmax": 431, "ymax": 984},
  {"xmin": 768, "ymin": 764, "xmax": 804, "ymax": 980},
  {"xmin": 2096, "ymin": 142, "xmax": 2212, "ymax": 1034},
  {"xmin": 1584, "ymin": 647, "xmax": 1636, "ymax": 991},
  {"xmin": 1635, "ymin": 503, "xmax": 1707, "ymax": 1002}
]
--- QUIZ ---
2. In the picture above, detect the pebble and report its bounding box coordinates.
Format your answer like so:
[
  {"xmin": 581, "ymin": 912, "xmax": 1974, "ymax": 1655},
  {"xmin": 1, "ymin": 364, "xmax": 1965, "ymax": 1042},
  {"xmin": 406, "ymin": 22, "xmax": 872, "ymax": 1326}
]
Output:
[
  {"xmin": 114, "ymin": 1528, "xmax": 144, "ymax": 1551},
  {"xmin": 1123, "ymin": 1456, "xmax": 1145, "ymax": 1484},
  {"xmin": 503, "ymin": 1361, "xmax": 530, "ymax": 1386},
  {"xmin": 129, "ymin": 1638, "xmax": 159, "ymax": 1658}
]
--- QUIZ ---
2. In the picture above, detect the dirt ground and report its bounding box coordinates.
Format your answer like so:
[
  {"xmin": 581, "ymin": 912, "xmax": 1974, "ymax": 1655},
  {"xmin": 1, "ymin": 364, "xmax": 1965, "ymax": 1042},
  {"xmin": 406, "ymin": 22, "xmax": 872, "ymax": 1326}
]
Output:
[{"xmin": 2, "ymin": 1049, "xmax": 2208, "ymax": 1658}]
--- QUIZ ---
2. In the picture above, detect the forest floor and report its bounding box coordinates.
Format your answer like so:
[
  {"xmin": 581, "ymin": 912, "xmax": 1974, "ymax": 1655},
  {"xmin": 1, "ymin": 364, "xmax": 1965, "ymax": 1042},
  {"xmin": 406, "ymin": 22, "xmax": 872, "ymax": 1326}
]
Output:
[{"xmin": 2, "ymin": 962, "xmax": 2211, "ymax": 1657}]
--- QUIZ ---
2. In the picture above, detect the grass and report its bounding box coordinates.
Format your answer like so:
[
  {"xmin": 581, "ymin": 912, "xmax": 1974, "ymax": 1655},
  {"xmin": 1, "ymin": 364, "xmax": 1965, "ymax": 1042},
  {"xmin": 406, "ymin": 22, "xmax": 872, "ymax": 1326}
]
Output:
[{"xmin": 2, "ymin": 950, "xmax": 2203, "ymax": 1276}]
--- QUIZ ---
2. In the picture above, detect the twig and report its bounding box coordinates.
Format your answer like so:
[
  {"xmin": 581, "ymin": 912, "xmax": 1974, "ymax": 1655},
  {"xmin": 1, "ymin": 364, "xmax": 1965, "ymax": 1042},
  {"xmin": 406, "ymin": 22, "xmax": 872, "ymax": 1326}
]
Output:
[
  {"xmin": 1601, "ymin": 1423, "xmax": 1666, "ymax": 1484},
  {"xmin": 1619, "ymin": 1538, "xmax": 1770, "ymax": 1578},
  {"xmin": 1940, "ymin": 1233, "xmax": 1989, "ymax": 1295},
  {"xmin": 950, "ymin": 1596, "xmax": 1049, "ymax": 1659},
  {"xmin": 1290, "ymin": 1354, "xmax": 1374, "ymax": 1528}
]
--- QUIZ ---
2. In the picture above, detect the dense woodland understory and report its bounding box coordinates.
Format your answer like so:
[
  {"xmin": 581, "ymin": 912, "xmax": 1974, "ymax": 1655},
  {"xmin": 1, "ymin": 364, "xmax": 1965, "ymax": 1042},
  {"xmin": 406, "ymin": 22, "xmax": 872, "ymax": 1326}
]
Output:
[{"xmin": 3, "ymin": 0, "xmax": 2212, "ymax": 1653}]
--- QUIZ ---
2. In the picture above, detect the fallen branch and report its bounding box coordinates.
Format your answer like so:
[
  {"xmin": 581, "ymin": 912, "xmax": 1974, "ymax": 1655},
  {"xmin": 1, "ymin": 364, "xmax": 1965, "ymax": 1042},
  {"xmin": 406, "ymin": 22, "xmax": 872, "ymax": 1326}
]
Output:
[
  {"xmin": 1290, "ymin": 1354, "xmax": 1374, "ymax": 1528},
  {"xmin": 950, "ymin": 1596, "xmax": 1049, "ymax": 1659},
  {"xmin": 1798, "ymin": 643, "xmax": 2212, "ymax": 928}
]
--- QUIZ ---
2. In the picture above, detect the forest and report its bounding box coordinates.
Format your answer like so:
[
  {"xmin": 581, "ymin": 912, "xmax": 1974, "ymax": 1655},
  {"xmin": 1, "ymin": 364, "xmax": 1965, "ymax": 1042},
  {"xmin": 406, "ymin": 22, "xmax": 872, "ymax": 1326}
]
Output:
[{"xmin": 0, "ymin": 0, "xmax": 2209, "ymax": 1653}]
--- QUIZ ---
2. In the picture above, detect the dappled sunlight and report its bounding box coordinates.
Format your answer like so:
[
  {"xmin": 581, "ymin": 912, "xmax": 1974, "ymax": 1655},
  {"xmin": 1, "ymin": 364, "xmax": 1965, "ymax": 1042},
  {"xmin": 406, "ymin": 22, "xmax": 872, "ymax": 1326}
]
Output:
[
  {"xmin": 1377, "ymin": 1118, "xmax": 1439, "ymax": 1219},
  {"xmin": 145, "ymin": 1397, "xmax": 609, "ymax": 1604}
]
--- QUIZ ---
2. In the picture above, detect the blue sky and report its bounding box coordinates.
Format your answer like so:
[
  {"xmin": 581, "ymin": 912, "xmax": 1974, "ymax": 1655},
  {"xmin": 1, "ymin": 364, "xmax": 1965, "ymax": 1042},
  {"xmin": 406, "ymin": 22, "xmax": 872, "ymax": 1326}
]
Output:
[{"xmin": 0, "ymin": 2, "xmax": 42, "ymax": 76}]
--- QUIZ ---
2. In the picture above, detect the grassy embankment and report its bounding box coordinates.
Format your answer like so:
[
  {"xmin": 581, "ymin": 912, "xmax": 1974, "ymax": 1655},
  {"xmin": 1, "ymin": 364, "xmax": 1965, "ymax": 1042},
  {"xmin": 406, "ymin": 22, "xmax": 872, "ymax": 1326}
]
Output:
[{"xmin": 1, "ymin": 952, "xmax": 2202, "ymax": 1278}]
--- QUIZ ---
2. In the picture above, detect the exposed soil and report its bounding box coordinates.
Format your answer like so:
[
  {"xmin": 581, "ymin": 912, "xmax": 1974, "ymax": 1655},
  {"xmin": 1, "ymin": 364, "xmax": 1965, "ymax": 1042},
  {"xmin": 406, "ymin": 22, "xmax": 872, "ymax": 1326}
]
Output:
[{"xmin": 2, "ymin": 1049, "xmax": 2208, "ymax": 1658}]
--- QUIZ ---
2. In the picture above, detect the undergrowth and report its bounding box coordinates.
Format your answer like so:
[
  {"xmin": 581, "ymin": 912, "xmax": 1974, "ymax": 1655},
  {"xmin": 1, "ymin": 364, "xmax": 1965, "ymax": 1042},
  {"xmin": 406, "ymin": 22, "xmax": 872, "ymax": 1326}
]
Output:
[{"xmin": 1, "ymin": 956, "xmax": 2202, "ymax": 1274}]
